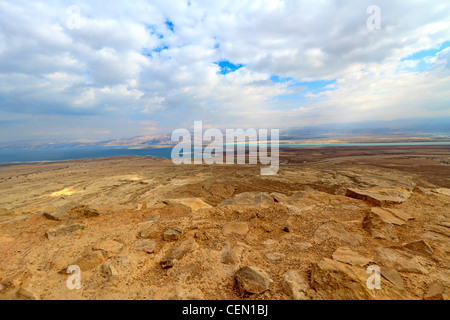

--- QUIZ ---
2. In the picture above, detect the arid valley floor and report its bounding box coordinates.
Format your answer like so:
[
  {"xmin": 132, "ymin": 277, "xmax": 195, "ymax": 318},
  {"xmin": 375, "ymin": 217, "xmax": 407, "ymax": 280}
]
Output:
[{"xmin": 0, "ymin": 146, "xmax": 449, "ymax": 300}]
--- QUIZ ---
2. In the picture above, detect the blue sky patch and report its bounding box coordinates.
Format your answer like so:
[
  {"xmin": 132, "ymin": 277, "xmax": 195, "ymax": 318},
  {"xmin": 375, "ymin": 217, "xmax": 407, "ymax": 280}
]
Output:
[
  {"xmin": 215, "ymin": 60, "xmax": 244, "ymax": 74},
  {"xmin": 153, "ymin": 45, "xmax": 169, "ymax": 53},
  {"xmin": 271, "ymin": 75, "xmax": 336, "ymax": 94},
  {"xmin": 165, "ymin": 19, "xmax": 174, "ymax": 32},
  {"xmin": 402, "ymin": 40, "xmax": 450, "ymax": 61}
]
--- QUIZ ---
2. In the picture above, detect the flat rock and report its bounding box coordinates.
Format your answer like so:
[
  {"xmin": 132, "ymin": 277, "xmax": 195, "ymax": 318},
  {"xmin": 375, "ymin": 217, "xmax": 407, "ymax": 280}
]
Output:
[
  {"xmin": 222, "ymin": 222, "xmax": 249, "ymax": 236},
  {"xmin": 219, "ymin": 192, "xmax": 274, "ymax": 207},
  {"xmin": 332, "ymin": 247, "xmax": 371, "ymax": 267},
  {"xmin": 384, "ymin": 208, "xmax": 414, "ymax": 222},
  {"xmin": 375, "ymin": 248, "xmax": 428, "ymax": 274},
  {"xmin": 370, "ymin": 207, "xmax": 406, "ymax": 226},
  {"xmin": 164, "ymin": 198, "xmax": 212, "ymax": 211},
  {"xmin": 282, "ymin": 270, "xmax": 309, "ymax": 300},
  {"xmin": 235, "ymin": 266, "xmax": 272, "ymax": 295},
  {"xmin": 346, "ymin": 188, "xmax": 408, "ymax": 206}
]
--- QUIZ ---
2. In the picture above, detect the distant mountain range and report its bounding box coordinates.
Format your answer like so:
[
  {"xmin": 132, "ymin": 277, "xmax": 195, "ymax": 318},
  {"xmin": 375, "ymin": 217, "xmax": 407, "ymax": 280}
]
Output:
[{"xmin": 1, "ymin": 117, "xmax": 449, "ymax": 151}]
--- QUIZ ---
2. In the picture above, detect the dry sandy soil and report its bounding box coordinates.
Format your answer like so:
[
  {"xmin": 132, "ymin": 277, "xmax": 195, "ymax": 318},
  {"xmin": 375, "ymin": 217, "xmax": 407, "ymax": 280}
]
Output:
[{"xmin": 0, "ymin": 146, "xmax": 449, "ymax": 300}]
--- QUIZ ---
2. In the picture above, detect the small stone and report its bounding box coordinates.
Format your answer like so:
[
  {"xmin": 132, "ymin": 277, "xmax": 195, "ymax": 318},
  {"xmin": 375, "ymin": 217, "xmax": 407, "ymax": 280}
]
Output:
[
  {"xmin": 235, "ymin": 266, "xmax": 272, "ymax": 295},
  {"xmin": 283, "ymin": 226, "xmax": 291, "ymax": 233},
  {"xmin": 222, "ymin": 222, "xmax": 249, "ymax": 236},
  {"xmin": 135, "ymin": 240, "xmax": 157, "ymax": 254},
  {"xmin": 163, "ymin": 227, "xmax": 183, "ymax": 241},
  {"xmin": 260, "ymin": 222, "xmax": 274, "ymax": 233},
  {"xmin": 265, "ymin": 252, "xmax": 285, "ymax": 261},
  {"xmin": 295, "ymin": 242, "xmax": 312, "ymax": 250},
  {"xmin": 43, "ymin": 212, "xmax": 61, "ymax": 221},
  {"xmin": 139, "ymin": 226, "xmax": 159, "ymax": 239}
]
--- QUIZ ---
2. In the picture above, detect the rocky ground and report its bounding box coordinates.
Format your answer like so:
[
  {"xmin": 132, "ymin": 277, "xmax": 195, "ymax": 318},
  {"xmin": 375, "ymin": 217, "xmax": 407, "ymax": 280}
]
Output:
[{"xmin": 0, "ymin": 146, "xmax": 449, "ymax": 300}]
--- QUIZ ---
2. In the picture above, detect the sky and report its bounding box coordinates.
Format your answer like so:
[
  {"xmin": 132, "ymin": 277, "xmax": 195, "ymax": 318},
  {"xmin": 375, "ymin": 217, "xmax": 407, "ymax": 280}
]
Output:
[{"xmin": 0, "ymin": 0, "xmax": 449, "ymax": 143}]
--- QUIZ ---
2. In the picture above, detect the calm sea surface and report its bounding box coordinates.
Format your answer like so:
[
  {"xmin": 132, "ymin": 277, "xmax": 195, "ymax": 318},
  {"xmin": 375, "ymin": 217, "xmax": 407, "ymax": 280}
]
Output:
[{"xmin": 0, "ymin": 142, "xmax": 449, "ymax": 164}]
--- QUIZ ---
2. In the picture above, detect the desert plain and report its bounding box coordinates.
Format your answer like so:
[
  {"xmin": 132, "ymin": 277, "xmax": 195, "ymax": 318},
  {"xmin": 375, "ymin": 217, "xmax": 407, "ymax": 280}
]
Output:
[{"xmin": 0, "ymin": 146, "xmax": 449, "ymax": 300}]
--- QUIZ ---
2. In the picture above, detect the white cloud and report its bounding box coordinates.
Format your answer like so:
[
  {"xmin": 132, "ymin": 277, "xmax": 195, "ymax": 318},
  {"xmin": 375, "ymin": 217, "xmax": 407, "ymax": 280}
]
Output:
[{"xmin": 0, "ymin": 0, "xmax": 449, "ymax": 141}]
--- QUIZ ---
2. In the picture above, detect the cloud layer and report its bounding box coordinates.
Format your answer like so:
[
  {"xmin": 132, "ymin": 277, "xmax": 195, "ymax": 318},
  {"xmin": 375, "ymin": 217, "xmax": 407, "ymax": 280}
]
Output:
[{"xmin": 0, "ymin": 0, "xmax": 449, "ymax": 142}]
